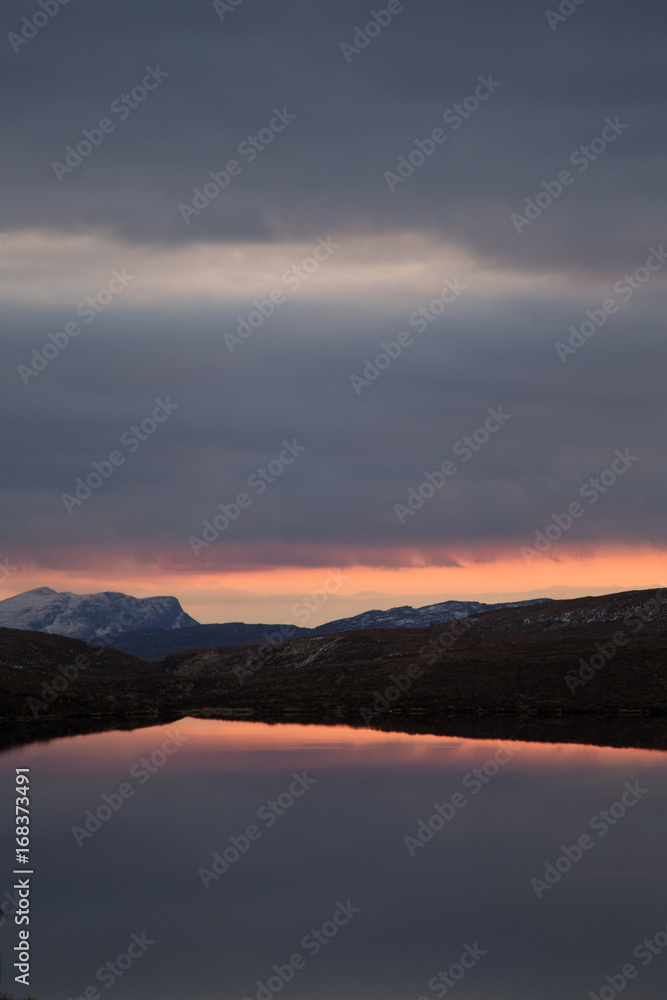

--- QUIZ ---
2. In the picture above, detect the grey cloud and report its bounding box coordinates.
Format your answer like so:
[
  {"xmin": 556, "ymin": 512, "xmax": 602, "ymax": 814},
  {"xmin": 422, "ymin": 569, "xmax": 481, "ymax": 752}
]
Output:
[
  {"xmin": 3, "ymin": 0, "xmax": 666, "ymax": 570},
  {"xmin": 1, "ymin": 0, "xmax": 666, "ymax": 271},
  {"xmin": 2, "ymin": 289, "xmax": 666, "ymax": 561}
]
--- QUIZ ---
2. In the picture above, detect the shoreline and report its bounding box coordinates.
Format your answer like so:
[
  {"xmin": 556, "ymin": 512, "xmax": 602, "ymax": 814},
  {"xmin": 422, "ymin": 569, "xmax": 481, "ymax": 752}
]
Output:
[{"xmin": 2, "ymin": 707, "xmax": 666, "ymax": 755}]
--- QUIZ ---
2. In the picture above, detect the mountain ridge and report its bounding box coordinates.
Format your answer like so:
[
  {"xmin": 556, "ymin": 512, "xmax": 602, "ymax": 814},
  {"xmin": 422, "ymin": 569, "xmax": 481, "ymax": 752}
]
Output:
[
  {"xmin": 0, "ymin": 588, "xmax": 198, "ymax": 642},
  {"xmin": 0, "ymin": 589, "xmax": 665, "ymax": 755},
  {"xmin": 107, "ymin": 597, "xmax": 551, "ymax": 661}
]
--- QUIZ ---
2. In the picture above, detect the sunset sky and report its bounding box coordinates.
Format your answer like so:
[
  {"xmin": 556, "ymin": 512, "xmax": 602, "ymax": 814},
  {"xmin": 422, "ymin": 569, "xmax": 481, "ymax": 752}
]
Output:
[{"xmin": 2, "ymin": 0, "xmax": 665, "ymax": 625}]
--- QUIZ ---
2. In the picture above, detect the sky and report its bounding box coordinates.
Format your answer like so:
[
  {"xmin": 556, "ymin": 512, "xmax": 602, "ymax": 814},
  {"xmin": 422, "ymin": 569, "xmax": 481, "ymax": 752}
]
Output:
[{"xmin": 2, "ymin": 0, "xmax": 666, "ymax": 625}]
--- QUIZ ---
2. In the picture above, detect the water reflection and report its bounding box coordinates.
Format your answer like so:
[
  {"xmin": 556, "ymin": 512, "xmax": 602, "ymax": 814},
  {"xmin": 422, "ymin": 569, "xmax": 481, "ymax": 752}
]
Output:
[{"xmin": 0, "ymin": 719, "xmax": 665, "ymax": 1000}]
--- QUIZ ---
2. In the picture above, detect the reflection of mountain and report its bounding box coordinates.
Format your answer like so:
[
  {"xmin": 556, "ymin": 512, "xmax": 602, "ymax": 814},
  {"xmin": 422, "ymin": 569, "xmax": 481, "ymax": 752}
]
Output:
[
  {"xmin": 1, "ymin": 588, "xmax": 666, "ymax": 750},
  {"xmin": 108, "ymin": 598, "xmax": 550, "ymax": 661},
  {"xmin": 0, "ymin": 587, "xmax": 198, "ymax": 641}
]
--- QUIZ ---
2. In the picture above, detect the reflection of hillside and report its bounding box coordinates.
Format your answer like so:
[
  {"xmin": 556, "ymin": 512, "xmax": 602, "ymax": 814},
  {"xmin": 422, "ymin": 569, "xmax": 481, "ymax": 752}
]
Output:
[{"xmin": 1, "ymin": 588, "xmax": 666, "ymax": 754}]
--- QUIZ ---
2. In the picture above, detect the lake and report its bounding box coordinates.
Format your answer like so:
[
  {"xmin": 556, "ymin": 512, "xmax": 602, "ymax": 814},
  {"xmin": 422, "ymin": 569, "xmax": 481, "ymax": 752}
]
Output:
[{"xmin": 1, "ymin": 719, "xmax": 666, "ymax": 1000}]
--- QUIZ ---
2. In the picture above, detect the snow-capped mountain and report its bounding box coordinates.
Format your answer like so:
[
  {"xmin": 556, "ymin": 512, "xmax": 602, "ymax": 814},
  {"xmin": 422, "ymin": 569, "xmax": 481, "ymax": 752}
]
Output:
[
  {"xmin": 309, "ymin": 598, "xmax": 550, "ymax": 634},
  {"xmin": 0, "ymin": 588, "xmax": 199, "ymax": 642}
]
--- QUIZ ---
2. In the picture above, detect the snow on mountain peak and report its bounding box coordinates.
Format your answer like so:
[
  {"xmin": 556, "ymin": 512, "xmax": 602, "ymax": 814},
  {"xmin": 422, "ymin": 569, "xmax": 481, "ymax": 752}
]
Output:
[{"xmin": 0, "ymin": 588, "xmax": 199, "ymax": 642}]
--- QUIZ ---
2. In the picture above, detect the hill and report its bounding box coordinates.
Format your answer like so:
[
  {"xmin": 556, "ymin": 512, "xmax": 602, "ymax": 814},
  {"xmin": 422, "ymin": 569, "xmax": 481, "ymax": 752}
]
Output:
[
  {"xmin": 160, "ymin": 588, "xmax": 667, "ymax": 719},
  {"xmin": 1, "ymin": 588, "xmax": 665, "ymax": 751},
  {"xmin": 108, "ymin": 597, "xmax": 549, "ymax": 661},
  {"xmin": 0, "ymin": 587, "xmax": 198, "ymax": 642}
]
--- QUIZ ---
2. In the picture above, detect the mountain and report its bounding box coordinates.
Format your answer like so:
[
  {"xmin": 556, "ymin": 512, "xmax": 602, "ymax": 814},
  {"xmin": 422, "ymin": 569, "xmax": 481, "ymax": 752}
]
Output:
[
  {"xmin": 0, "ymin": 588, "xmax": 199, "ymax": 642},
  {"xmin": 2, "ymin": 588, "xmax": 666, "ymax": 753},
  {"xmin": 159, "ymin": 587, "xmax": 667, "ymax": 718},
  {"xmin": 108, "ymin": 597, "xmax": 550, "ymax": 661},
  {"xmin": 309, "ymin": 598, "xmax": 550, "ymax": 633},
  {"xmin": 107, "ymin": 621, "xmax": 312, "ymax": 661},
  {"xmin": 0, "ymin": 625, "xmax": 167, "ymax": 731}
]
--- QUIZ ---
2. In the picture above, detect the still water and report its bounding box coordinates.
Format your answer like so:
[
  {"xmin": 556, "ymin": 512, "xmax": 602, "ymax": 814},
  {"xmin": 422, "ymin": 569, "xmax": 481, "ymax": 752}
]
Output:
[{"xmin": 1, "ymin": 719, "xmax": 666, "ymax": 1000}]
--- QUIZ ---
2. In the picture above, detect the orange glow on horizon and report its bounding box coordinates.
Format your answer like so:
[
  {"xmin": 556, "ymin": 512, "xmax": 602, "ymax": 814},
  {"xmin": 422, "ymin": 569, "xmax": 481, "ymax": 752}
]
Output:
[{"xmin": 3, "ymin": 545, "xmax": 666, "ymax": 625}]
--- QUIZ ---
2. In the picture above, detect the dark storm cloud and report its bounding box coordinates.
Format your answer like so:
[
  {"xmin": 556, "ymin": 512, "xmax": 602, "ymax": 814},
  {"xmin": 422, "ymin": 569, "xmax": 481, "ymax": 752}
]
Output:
[
  {"xmin": 2, "ymin": 284, "xmax": 666, "ymax": 563},
  {"xmin": 1, "ymin": 0, "xmax": 667, "ymax": 271},
  {"xmin": 2, "ymin": 0, "xmax": 666, "ymax": 569}
]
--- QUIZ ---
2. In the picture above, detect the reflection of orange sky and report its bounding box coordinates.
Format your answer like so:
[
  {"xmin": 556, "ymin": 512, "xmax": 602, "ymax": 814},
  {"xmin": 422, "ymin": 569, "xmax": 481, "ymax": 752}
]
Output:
[
  {"xmin": 14, "ymin": 718, "xmax": 666, "ymax": 775},
  {"xmin": 4, "ymin": 545, "xmax": 666, "ymax": 625}
]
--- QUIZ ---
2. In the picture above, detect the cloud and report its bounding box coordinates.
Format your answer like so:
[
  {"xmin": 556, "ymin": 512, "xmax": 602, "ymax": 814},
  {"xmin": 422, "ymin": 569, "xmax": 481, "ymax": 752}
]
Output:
[
  {"xmin": 2, "ymin": 279, "xmax": 666, "ymax": 566},
  {"xmin": 1, "ymin": 0, "xmax": 666, "ymax": 272},
  {"xmin": 2, "ymin": 0, "xmax": 666, "ymax": 583}
]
